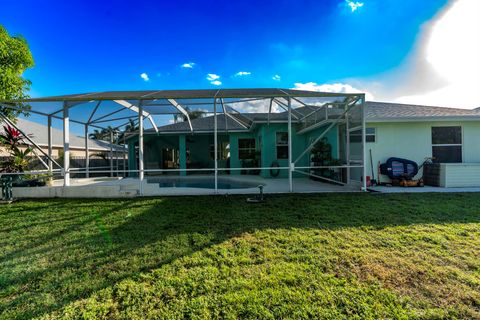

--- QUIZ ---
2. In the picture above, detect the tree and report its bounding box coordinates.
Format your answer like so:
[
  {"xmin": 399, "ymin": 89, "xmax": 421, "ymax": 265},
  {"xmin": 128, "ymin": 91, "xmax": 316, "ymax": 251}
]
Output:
[
  {"xmin": 118, "ymin": 119, "xmax": 138, "ymax": 141},
  {"xmin": 188, "ymin": 109, "xmax": 206, "ymax": 120},
  {"xmin": 88, "ymin": 126, "xmax": 119, "ymax": 141},
  {"xmin": 175, "ymin": 107, "xmax": 205, "ymax": 123},
  {"xmin": 0, "ymin": 25, "xmax": 34, "ymax": 120},
  {"xmin": 88, "ymin": 129, "xmax": 103, "ymax": 140}
]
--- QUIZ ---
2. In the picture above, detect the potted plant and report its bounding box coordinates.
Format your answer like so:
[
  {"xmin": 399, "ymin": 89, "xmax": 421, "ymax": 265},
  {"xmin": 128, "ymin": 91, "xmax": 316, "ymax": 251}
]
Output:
[{"xmin": 310, "ymin": 138, "xmax": 341, "ymax": 182}]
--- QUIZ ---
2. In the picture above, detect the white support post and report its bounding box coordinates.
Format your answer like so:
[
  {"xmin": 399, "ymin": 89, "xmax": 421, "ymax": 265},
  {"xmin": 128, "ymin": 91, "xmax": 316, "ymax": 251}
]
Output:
[
  {"xmin": 138, "ymin": 101, "xmax": 144, "ymax": 195},
  {"xmin": 85, "ymin": 124, "xmax": 89, "ymax": 178},
  {"xmin": 47, "ymin": 115, "xmax": 53, "ymax": 176},
  {"xmin": 288, "ymin": 97, "xmax": 293, "ymax": 192},
  {"xmin": 214, "ymin": 98, "xmax": 218, "ymax": 194},
  {"xmin": 361, "ymin": 95, "xmax": 367, "ymax": 191},
  {"xmin": 63, "ymin": 102, "xmax": 70, "ymax": 186},
  {"xmin": 110, "ymin": 131, "xmax": 114, "ymax": 177},
  {"xmin": 345, "ymin": 104, "xmax": 351, "ymax": 184},
  {"xmin": 123, "ymin": 136, "xmax": 127, "ymax": 178}
]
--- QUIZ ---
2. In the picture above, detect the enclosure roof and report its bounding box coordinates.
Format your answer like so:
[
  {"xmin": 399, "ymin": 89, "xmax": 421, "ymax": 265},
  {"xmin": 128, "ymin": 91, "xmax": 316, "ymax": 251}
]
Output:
[
  {"xmin": 2, "ymin": 88, "xmax": 362, "ymax": 103},
  {"xmin": 146, "ymin": 112, "xmax": 301, "ymax": 134},
  {"xmin": 365, "ymin": 101, "xmax": 480, "ymax": 121}
]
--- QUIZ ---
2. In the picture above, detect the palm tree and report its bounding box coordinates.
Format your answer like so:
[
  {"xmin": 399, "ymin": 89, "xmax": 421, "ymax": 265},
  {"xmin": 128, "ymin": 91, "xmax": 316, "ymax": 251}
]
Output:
[
  {"xmin": 118, "ymin": 119, "xmax": 138, "ymax": 142},
  {"xmin": 188, "ymin": 109, "xmax": 206, "ymax": 120},
  {"xmin": 175, "ymin": 107, "xmax": 206, "ymax": 123},
  {"xmin": 104, "ymin": 126, "xmax": 119, "ymax": 139},
  {"xmin": 88, "ymin": 129, "xmax": 104, "ymax": 140},
  {"xmin": 89, "ymin": 126, "xmax": 120, "ymax": 141}
]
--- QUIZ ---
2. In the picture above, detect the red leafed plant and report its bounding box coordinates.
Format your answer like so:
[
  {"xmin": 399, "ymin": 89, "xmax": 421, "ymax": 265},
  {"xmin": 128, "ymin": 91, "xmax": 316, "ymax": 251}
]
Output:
[
  {"xmin": 0, "ymin": 124, "xmax": 33, "ymax": 172},
  {"xmin": 0, "ymin": 125, "xmax": 24, "ymax": 148}
]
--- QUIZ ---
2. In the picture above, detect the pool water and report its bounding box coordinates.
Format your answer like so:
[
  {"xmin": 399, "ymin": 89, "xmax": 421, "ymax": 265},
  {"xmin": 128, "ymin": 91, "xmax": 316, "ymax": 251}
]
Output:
[{"xmin": 148, "ymin": 177, "xmax": 260, "ymax": 189}]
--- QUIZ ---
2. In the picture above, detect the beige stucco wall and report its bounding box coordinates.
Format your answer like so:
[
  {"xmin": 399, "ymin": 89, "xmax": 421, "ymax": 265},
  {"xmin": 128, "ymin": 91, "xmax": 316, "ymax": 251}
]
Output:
[{"xmin": 0, "ymin": 146, "xmax": 115, "ymax": 158}]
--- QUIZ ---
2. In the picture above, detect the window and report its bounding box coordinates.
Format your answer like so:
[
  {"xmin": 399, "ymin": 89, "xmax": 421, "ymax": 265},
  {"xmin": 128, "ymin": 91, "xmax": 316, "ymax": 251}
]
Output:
[
  {"xmin": 276, "ymin": 132, "xmax": 289, "ymax": 159},
  {"xmin": 349, "ymin": 128, "xmax": 375, "ymax": 143},
  {"xmin": 366, "ymin": 128, "xmax": 376, "ymax": 142},
  {"xmin": 431, "ymin": 126, "xmax": 462, "ymax": 163},
  {"xmin": 209, "ymin": 142, "xmax": 230, "ymax": 160},
  {"xmin": 238, "ymin": 138, "xmax": 256, "ymax": 159}
]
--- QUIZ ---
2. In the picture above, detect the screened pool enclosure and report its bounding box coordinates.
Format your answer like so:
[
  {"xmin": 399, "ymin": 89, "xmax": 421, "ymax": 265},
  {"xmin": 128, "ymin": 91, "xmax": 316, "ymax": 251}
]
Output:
[{"xmin": 0, "ymin": 89, "xmax": 366, "ymax": 197}]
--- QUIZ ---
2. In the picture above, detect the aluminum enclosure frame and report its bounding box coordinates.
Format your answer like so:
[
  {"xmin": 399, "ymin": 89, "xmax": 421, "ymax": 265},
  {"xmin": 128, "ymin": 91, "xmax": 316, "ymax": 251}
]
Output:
[{"xmin": 0, "ymin": 88, "xmax": 367, "ymax": 194}]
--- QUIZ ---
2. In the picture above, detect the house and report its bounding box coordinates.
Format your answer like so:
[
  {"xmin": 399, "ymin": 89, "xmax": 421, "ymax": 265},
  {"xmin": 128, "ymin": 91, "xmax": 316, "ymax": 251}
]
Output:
[
  {"xmin": 364, "ymin": 101, "xmax": 480, "ymax": 187},
  {"xmin": 126, "ymin": 100, "xmax": 480, "ymax": 187},
  {"xmin": 0, "ymin": 117, "xmax": 125, "ymax": 157},
  {"xmin": 4, "ymin": 88, "xmax": 480, "ymax": 194},
  {"xmin": 126, "ymin": 109, "xmax": 347, "ymax": 180}
]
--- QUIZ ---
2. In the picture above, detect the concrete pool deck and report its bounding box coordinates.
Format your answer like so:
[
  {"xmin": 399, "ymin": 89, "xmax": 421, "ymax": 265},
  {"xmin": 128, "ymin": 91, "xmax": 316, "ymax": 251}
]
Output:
[{"xmin": 12, "ymin": 175, "xmax": 361, "ymax": 198}]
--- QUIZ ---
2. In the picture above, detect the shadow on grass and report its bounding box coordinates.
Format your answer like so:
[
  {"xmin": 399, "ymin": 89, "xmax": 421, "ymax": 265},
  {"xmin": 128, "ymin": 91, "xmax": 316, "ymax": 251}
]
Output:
[{"xmin": 0, "ymin": 193, "xmax": 479, "ymax": 319}]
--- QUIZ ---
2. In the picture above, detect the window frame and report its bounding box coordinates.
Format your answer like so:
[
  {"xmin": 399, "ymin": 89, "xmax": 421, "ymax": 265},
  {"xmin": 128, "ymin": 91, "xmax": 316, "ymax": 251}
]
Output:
[
  {"xmin": 349, "ymin": 127, "xmax": 376, "ymax": 143},
  {"xmin": 209, "ymin": 141, "xmax": 230, "ymax": 160},
  {"xmin": 275, "ymin": 131, "xmax": 289, "ymax": 160},
  {"xmin": 238, "ymin": 138, "xmax": 256, "ymax": 160},
  {"xmin": 365, "ymin": 127, "xmax": 376, "ymax": 143},
  {"xmin": 431, "ymin": 126, "xmax": 463, "ymax": 163}
]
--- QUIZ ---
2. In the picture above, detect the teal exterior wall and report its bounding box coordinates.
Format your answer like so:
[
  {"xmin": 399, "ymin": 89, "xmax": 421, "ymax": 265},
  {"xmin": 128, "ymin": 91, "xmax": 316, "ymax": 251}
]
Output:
[
  {"xmin": 179, "ymin": 135, "xmax": 186, "ymax": 176},
  {"xmin": 127, "ymin": 134, "xmax": 180, "ymax": 175},
  {"xmin": 258, "ymin": 124, "xmax": 297, "ymax": 178},
  {"xmin": 128, "ymin": 133, "xmax": 231, "ymax": 175},
  {"xmin": 127, "ymin": 123, "xmax": 340, "ymax": 178}
]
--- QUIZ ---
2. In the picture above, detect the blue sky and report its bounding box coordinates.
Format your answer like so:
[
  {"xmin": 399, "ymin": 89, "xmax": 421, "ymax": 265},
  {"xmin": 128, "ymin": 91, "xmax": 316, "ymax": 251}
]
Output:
[
  {"xmin": 1, "ymin": 0, "xmax": 451, "ymax": 96},
  {"xmin": 2, "ymin": 0, "xmax": 480, "ymax": 134}
]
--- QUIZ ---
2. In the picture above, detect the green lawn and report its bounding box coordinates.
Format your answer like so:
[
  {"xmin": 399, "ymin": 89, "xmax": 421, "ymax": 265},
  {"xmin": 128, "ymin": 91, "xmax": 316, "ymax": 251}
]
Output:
[{"xmin": 0, "ymin": 194, "xmax": 479, "ymax": 319}]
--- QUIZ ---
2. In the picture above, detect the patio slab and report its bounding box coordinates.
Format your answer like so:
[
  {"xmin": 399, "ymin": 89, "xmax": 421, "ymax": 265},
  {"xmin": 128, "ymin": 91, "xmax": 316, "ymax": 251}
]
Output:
[{"xmin": 12, "ymin": 175, "xmax": 361, "ymax": 198}]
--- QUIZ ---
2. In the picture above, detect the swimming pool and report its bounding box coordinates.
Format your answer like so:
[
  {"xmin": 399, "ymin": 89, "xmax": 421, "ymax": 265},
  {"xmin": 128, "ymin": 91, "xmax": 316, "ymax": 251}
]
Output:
[{"xmin": 147, "ymin": 177, "xmax": 261, "ymax": 189}]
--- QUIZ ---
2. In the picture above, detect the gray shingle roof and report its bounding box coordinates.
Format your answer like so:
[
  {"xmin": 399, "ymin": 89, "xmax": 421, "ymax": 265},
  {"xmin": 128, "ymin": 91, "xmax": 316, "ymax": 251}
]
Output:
[
  {"xmin": 145, "ymin": 101, "xmax": 480, "ymax": 134},
  {"xmin": 155, "ymin": 114, "xmax": 248, "ymax": 132},
  {"xmin": 9, "ymin": 118, "xmax": 124, "ymax": 151},
  {"xmin": 150, "ymin": 112, "xmax": 301, "ymax": 133},
  {"xmin": 365, "ymin": 101, "xmax": 480, "ymax": 120}
]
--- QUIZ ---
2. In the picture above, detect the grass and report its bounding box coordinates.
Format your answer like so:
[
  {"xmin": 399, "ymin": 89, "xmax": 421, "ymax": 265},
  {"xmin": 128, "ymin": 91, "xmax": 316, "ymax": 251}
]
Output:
[{"xmin": 0, "ymin": 193, "xmax": 479, "ymax": 319}]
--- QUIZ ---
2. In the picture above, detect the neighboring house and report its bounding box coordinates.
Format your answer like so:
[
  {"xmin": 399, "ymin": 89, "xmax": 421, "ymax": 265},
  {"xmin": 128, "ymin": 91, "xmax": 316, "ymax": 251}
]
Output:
[
  {"xmin": 0, "ymin": 117, "xmax": 125, "ymax": 157},
  {"xmin": 126, "ymin": 101, "xmax": 480, "ymax": 187}
]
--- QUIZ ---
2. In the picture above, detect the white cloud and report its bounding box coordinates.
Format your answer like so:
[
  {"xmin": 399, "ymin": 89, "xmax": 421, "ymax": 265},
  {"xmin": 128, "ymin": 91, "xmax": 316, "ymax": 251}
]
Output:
[
  {"xmin": 345, "ymin": 0, "xmax": 364, "ymax": 12},
  {"xmin": 394, "ymin": 0, "xmax": 480, "ymax": 108},
  {"xmin": 181, "ymin": 62, "xmax": 195, "ymax": 68},
  {"xmin": 292, "ymin": 82, "xmax": 374, "ymax": 101},
  {"xmin": 206, "ymin": 74, "xmax": 222, "ymax": 85},
  {"xmin": 234, "ymin": 71, "xmax": 251, "ymax": 77},
  {"xmin": 272, "ymin": 74, "xmax": 281, "ymax": 81},
  {"xmin": 227, "ymin": 99, "xmax": 281, "ymax": 113},
  {"xmin": 140, "ymin": 73, "xmax": 149, "ymax": 81},
  {"xmin": 206, "ymin": 73, "xmax": 220, "ymax": 81}
]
